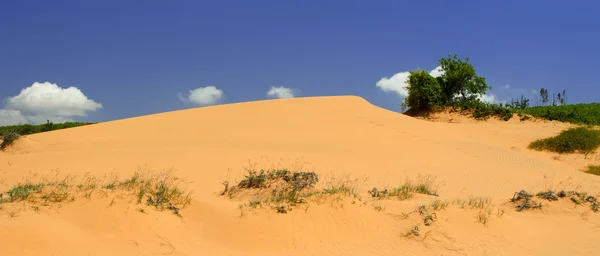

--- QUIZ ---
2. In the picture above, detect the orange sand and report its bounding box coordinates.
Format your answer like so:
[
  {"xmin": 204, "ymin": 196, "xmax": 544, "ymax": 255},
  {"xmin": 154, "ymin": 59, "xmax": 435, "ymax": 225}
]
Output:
[{"xmin": 1, "ymin": 96, "xmax": 599, "ymax": 255}]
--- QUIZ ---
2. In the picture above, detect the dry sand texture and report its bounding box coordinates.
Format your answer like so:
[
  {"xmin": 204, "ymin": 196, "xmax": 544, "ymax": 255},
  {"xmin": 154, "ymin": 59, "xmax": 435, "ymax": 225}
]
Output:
[{"xmin": 1, "ymin": 95, "xmax": 599, "ymax": 256}]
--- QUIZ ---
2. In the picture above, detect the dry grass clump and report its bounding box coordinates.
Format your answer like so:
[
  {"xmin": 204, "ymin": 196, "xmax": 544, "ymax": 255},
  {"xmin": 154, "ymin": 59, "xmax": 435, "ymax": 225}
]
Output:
[
  {"xmin": 450, "ymin": 196, "xmax": 496, "ymax": 226},
  {"xmin": 368, "ymin": 176, "xmax": 439, "ymax": 200},
  {"xmin": 452, "ymin": 196, "xmax": 491, "ymax": 210},
  {"xmin": 0, "ymin": 169, "xmax": 192, "ymax": 217}
]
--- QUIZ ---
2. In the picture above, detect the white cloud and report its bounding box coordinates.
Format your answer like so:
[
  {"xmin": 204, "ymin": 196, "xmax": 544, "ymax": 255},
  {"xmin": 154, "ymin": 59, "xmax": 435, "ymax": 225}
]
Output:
[
  {"xmin": 478, "ymin": 93, "xmax": 500, "ymax": 104},
  {"xmin": 1, "ymin": 82, "xmax": 102, "ymax": 125},
  {"xmin": 266, "ymin": 86, "xmax": 296, "ymax": 99},
  {"xmin": 6, "ymin": 82, "xmax": 102, "ymax": 117},
  {"xmin": 376, "ymin": 66, "xmax": 443, "ymax": 97},
  {"xmin": 0, "ymin": 109, "xmax": 29, "ymax": 126},
  {"xmin": 504, "ymin": 84, "xmax": 511, "ymax": 89},
  {"xmin": 428, "ymin": 66, "xmax": 445, "ymax": 78},
  {"xmin": 178, "ymin": 86, "xmax": 224, "ymax": 106}
]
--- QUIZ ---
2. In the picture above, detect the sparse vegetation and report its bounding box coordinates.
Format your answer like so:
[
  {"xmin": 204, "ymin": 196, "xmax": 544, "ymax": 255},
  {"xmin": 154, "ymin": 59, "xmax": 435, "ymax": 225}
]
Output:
[
  {"xmin": 402, "ymin": 225, "xmax": 420, "ymax": 237},
  {"xmin": 0, "ymin": 169, "xmax": 192, "ymax": 217},
  {"xmin": 368, "ymin": 176, "xmax": 439, "ymax": 200},
  {"xmin": 510, "ymin": 189, "xmax": 599, "ymax": 213},
  {"xmin": 528, "ymin": 127, "xmax": 600, "ymax": 156},
  {"xmin": 429, "ymin": 199, "xmax": 449, "ymax": 211},
  {"xmin": 372, "ymin": 202, "xmax": 386, "ymax": 212},
  {"xmin": 477, "ymin": 209, "xmax": 492, "ymax": 226},
  {"xmin": 453, "ymin": 196, "xmax": 491, "ymax": 210}
]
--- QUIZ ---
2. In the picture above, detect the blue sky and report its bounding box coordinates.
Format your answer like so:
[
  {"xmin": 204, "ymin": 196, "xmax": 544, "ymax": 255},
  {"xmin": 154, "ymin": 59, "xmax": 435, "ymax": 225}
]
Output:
[{"xmin": 1, "ymin": 0, "xmax": 598, "ymax": 125}]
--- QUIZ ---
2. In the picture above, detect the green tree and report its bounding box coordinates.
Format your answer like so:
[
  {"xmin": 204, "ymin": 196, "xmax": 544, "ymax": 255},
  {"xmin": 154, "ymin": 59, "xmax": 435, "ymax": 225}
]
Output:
[
  {"xmin": 508, "ymin": 95, "xmax": 530, "ymax": 110},
  {"xmin": 557, "ymin": 89, "xmax": 567, "ymax": 105},
  {"xmin": 401, "ymin": 70, "xmax": 443, "ymax": 113},
  {"xmin": 539, "ymin": 88, "xmax": 549, "ymax": 106},
  {"xmin": 437, "ymin": 54, "xmax": 490, "ymax": 104}
]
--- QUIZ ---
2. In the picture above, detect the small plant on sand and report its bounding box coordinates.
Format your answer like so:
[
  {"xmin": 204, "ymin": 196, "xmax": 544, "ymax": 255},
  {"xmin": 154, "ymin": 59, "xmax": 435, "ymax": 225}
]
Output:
[
  {"xmin": 477, "ymin": 209, "xmax": 492, "ymax": 226},
  {"xmin": 248, "ymin": 200, "xmax": 262, "ymax": 208},
  {"xmin": 528, "ymin": 127, "xmax": 600, "ymax": 157},
  {"xmin": 402, "ymin": 225, "xmax": 421, "ymax": 237},
  {"xmin": 510, "ymin": 190, "xmax": 542, "ymax": 212},
  {"xmin": 400, "ymin": 204, "xmax": 440, "ymax": 227},
  {"xmin": 583, "ymin": 165, "xmax": 600, "ymax": 176},
  {"xmin": 1, "ymin": 132, "xmax": 21, "ymax": 150},
  {"xmin": 372, "ymin": 202, "xmax": 386, "ymax": 212}
]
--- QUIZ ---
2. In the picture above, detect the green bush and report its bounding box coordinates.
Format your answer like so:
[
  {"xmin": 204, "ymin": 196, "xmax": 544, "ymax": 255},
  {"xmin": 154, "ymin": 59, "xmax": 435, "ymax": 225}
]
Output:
[
  {"xmin": 528, "ymin": 127, "xmax": 600, "ymax": 156},
  {"xmin": 0, "ymin": 121, "xmax": 94, "ymax": 137},
  {"xmin": 401, "ymin": 54, "xmax": 513, "ymax": 121},
  {"xmin": 1, "ymin": 132, "xmax": 21, "ymax": 150},
  {"xmin": 521, "ymin": 103, "xmax": 600, "ymax": 126},
  {"xmin": 472, "ymin": 102, "xmax": 513, "ymax": 121},
  {"xmin": 437, "ymin": 54, "xmax": 490, "ymax": 104},
  {"xmin": 401, "ymin": 70, "xmax": 444, "ymax": 113},
  {"xmin": 584, "ymin": 165, "xmax": 600, "ymax": 176}
]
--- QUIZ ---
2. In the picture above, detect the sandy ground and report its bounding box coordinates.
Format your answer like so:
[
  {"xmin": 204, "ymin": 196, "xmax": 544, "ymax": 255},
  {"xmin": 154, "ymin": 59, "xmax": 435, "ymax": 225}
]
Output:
[{"xmin": 1, "ymin": 95, "xmax": 599, "ymax": 256}]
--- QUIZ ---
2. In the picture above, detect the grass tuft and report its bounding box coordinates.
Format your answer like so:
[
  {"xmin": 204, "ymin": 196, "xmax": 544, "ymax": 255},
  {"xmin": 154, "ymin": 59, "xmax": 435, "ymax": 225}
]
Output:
[{"xmin": 369, "ymin": 177, "xmax": 439, "ymax": 201}]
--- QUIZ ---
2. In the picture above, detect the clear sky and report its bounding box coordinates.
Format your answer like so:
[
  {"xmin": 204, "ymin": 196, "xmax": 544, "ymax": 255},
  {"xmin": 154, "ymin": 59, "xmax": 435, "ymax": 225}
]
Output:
[{"xmin": 1, "ymin": 0, "xmax": 598, "ymax": 125}]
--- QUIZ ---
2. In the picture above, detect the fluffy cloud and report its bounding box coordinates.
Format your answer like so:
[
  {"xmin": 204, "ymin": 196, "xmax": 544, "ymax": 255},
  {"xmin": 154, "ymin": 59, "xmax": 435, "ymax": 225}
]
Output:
[
  {"xmin": 0, "ymin": 109, "xmax": 29, "ymax": 126},
  {"xmin": 266, "ymin": 86, "xmax": 296, "ymax": 99},
  {"xmin": 178, "ymin": 86, "xmax": 224, "ymax": 106},
  {"xmin": 376, "ymin": 66, "xmax": 444, "ymax": 97},
  {"xmin": 478, "ymin": 93, "xmax": 500, "ymax": 104},
  {"xmin": 1, "ymin": 82, "xmax": 102, "ymax": 125}
]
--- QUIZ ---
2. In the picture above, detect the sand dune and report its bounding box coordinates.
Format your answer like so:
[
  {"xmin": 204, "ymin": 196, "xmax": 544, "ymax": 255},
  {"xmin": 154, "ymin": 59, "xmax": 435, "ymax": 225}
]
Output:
[{"xmin": 1, "ymin": 95, "xmax": 599, "ymax": 256}]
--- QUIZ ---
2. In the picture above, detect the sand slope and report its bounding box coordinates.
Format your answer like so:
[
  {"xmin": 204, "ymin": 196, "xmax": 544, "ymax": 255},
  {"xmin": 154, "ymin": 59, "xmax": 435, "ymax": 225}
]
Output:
[{"xmin": 1, "ymin": 95, "xmax": 599, "ymax": 256}]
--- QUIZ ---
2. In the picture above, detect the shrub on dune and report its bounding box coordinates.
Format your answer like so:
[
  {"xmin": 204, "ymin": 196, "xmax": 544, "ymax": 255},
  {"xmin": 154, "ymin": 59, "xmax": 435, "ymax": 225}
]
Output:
[{"xmin": 528, "ymin": 127, "xmax": 600, "ymax": 156}]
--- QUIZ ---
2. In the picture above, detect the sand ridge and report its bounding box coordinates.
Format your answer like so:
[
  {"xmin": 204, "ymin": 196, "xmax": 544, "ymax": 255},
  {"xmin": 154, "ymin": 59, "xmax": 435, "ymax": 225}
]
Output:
[{"xmin": 1, "ymin": 95, "xmax": 599, "ymax": 255}]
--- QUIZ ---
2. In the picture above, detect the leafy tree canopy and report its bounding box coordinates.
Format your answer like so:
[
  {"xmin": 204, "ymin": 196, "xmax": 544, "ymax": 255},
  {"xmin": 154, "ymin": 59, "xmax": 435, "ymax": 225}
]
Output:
[{"xmin": 437, "ymin": 54, "xmax": 490, "ymax": 104}]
